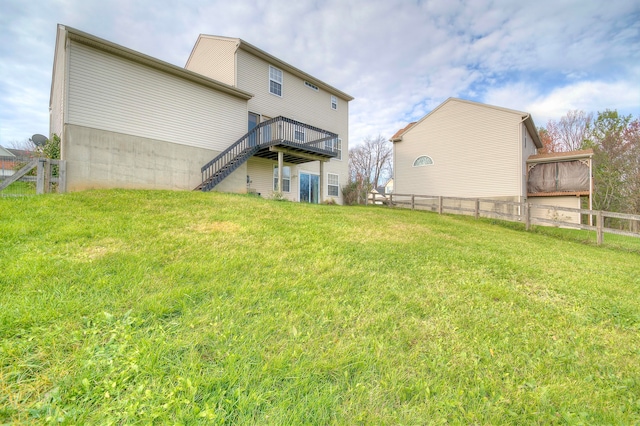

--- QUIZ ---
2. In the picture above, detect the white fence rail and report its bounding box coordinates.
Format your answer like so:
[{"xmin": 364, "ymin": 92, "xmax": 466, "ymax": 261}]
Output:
[{"xmin": 386, "ymin": 193, "xmax": 640, "ymax": 245}]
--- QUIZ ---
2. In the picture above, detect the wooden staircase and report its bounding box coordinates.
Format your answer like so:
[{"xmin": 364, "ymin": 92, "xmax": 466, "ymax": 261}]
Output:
[{"xmin": 196, "ymin": 116, "xmax": 339, "ymax": 192}]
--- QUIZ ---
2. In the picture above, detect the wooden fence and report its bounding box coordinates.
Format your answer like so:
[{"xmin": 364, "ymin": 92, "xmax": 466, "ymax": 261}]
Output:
[
  {"xmin": 385, "ymin": 193, "xmax": 640, "ymax": 245},
  {"xmin": 0, "ymin": 158, "xmax": 66, "ymax": 196}
]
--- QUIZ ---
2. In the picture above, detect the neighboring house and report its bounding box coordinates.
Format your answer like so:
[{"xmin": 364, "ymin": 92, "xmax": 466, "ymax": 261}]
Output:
[
  {"xmin": 368, "ymin": 186, "xmax": 388, "ymax": 204},
  {"xmin": 383, "ymin": 178, "xmax": 394, "ymax": 194},
  {"xmin": 0, "ymin": 146, "xmax": 16, "ymax": 177},
  {"xmin": 527, "ymin": 150, "xmax": 593, "ymax": 224},
  {"xmin": 0, "ymin": 148, "xmax": 34, "ymax": 178},
  {"xmin": 50, "ymin": 25, "xmax": 352, "ymax": 203},
  {"xmin": 391, "ymin": 98, "xmax": 542, "ymax": 205}
]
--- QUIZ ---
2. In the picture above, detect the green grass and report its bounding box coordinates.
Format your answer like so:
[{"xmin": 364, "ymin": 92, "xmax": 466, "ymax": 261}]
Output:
[
  {"xmin": 0, "ymin": 180, "xmax": 36, "ymax": 196},
  {"xmin": 1, "ymin": 190, "xmax": 639, "ymax": 424}
]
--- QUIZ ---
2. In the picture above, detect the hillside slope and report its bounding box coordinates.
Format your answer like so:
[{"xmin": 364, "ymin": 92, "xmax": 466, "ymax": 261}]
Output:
[{"xmin": 1, "ymin": 190, "xmax": 639, "ymax": 424}]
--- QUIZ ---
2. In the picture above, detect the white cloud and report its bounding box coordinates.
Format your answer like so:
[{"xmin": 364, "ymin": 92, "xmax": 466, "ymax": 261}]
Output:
[
  {"xmin": 527, "ymin": 79, "xmax": 640, "ymax": 125},
  {"xmin": 0, "ymin": 0, "xmax": 638, "ymax": 147},
  {"xmin": 482, "ymin": 71, "xmax": 640, "ymax": 126}
]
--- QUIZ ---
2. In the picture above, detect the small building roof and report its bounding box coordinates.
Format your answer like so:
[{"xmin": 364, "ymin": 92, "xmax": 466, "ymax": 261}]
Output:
[
  {"xmin": 527, "ymin": 149, "xmax": 593, "ymax": 163},
  {"xmin": 390, "ymin": 123, "xmax": 416, "ymax": 141},
  {"xmin": 0, "ymin": 146, "xmax": 15, "ymax": 157},
  {"xmin": 7, "ymin": 148, "xmax": 33, "ymax": 158}
]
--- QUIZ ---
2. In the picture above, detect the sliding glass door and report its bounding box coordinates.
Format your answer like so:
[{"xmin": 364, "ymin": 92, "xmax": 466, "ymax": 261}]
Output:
[{"xmin": 299, "ymin": 172, "xmax": 319, "ymax": 203}]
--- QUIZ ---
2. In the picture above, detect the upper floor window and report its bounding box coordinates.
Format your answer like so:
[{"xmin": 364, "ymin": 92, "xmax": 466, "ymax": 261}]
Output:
[
  {"xmin": 305, "ymin": 81, "xmax": 319, "ymax": 91},
  {"xmin": 413, "ymin": 155, "xmax": 433, "ymax": 166},
  {"xmin": 331, "ymin": 95, "xmax": 338, "ymax": 110},
  {"xmin": 269, "ymin": 66, "xmax": 283, "ymax": 97},
  {"xmin": 325, "ymin": 138, "xmax": 342, "ymax": 160}
]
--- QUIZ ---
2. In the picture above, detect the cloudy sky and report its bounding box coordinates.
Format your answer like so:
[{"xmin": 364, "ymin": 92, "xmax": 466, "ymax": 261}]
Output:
[{"xmin": 1, "ymin": 0, "xmax": 639, "ymax": 147}]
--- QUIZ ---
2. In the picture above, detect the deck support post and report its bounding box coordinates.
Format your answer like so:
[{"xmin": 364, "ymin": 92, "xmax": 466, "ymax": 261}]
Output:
[
  {"xmin": 277, "ymin": 151, "xmax": 283, "ymax": 193},
  {"xmin": 319, "ymin": 161, "xmax": 324, "ymax": 204}
]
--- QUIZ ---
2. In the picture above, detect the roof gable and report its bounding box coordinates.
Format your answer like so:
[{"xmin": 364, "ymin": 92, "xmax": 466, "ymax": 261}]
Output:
[
  {"xmin": 391, "ymin": 97, "xmax": 542, "ymax": 149},
  {"xmin": 189, "ymin": 34, "xmax": 354, "ymax": 102},
  {"xmin": 55, "ymin": 25, "xmax": 253, "ymax": 102},
  {"xmin": 0, "ymin": 146, "xmax": 15, "ymax": 157}
]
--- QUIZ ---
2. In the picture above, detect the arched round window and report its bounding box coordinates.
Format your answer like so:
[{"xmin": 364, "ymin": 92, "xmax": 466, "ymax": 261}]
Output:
[{"xmin": 413, "ymin": 155, "xmax": 433, "ymax": 166}]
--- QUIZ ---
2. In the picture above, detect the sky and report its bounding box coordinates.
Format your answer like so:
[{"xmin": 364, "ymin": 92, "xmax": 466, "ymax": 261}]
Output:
[{"xmin": 1, "ymin": 0, "xmax": 639, "ymax": 148}]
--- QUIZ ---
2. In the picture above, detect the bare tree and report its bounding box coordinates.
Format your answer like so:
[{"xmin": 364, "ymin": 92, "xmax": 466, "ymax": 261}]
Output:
[
  {"xmin": 348, "ymin": 135, "xmax": 392, "ymax": 188},
  {"xmin": 7, "ymin": 138, "xmax": 36, "ymax": 152},
  {"xmin": 545, "ymin": 110, "xmax": 593, "ymax": 152}
]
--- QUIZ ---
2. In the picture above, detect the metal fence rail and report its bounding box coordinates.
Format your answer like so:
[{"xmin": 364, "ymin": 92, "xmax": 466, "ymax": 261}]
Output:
[{"xmin": 386, "ymin": 193, "xmax": 640, "ymax": 245}]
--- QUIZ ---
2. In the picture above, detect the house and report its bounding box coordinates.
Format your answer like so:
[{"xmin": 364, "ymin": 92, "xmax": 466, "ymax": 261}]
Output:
[
  {"xmin": 0, "ymin": 146, "xmax": 16, "ymax": 177},
  {"xmin": 383, "ymin": 178, "xmax": 394, "ymax": 195},
  {"xmin": 50, "ymin": 25, "xmax": 352, "ymax": 203},
  {"xmin": 368, "ymin": 186, "xmax": 388, "ymax": 205},
  {"xmin": 391, "ymin": 98, "xmax": 542, "ymax": 205},
  {"xmin": 0, "ymin": 148, "xmax": 34, "ymax": 178}
]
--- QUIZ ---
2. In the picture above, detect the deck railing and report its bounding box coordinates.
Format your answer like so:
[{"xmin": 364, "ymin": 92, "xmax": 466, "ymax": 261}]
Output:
[{"xmin": 199, "ymin": 116, "xmax": 338, "ymax": 191}]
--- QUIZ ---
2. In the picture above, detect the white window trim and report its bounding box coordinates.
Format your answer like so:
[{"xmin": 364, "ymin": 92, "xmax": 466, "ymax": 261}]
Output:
[
  {"xmin": 331, "ymin": 95, "xmax": 338, "ymax": 110},
  {"xmin": 269, "ymin": 65, "xmax": 283, "ymax": 97},
  {"xmin": 413, "ymin": 155, "xmax": 434, "ymax": 167},
  {"xmin": 327, "ymin": 173, "xmax": 339, "ymax": 197},
  {"xmin": 273, "ymin": 165, "xmax": 291, "ymax": 192}
]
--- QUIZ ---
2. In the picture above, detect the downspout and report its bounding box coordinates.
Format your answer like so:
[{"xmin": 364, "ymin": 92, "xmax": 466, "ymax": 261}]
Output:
[{"xmin": 518, "ymin": 114, "xmax": 530, "ymax": 216}]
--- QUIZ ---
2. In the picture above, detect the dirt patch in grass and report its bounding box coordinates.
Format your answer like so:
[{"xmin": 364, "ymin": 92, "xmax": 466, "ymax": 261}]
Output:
[{"xmin": 188, "ymin": 221, "xmax": 242, "ymax": 233}]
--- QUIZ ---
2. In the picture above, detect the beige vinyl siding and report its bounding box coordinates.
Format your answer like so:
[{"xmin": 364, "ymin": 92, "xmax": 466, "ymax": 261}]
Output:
[
  {"xmin": 236, "ymin": 49, "xmax": 348, "ymax": 203},
  {"xmin": 184, "ymin": 37, "xmax": 237, "ymax": 86},
  {"xmin": 395, "ymin": 100, "xmax": 523, "ymax": 198},
  {"xmin": 67, "ymin": 41, "xmax": 246, "ymax": 152},
  {"xmin": 236, "ymin": 50, "xmax": 347, "ymax": 135},
  {"xmin": 49, "ymin": 25, "xmax": 68, "ymax": 144},
  {"xmin": 246, "ymin": 157, "xmax": 300, "ymax": 201}
]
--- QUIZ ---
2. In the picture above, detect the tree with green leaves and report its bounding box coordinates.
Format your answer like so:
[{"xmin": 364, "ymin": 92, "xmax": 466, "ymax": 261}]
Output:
[{"xmin": 584, "ymin": 110, "xmax": 639, "ymax": 215}]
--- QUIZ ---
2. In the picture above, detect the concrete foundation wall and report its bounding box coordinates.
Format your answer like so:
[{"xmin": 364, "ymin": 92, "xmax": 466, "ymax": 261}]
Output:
[{"xmin": 63, "ymin": 124, "xmax": 247, "ymax": 193}]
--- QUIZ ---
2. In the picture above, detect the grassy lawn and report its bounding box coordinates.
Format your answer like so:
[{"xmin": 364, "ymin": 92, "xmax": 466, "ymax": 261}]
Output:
[
  {"xmin": 1, "ymin": 190, "xmax": 639, "ymax": 424},
  {"xmin": 0, "ymin": 180, "xmax": 36, "ymax": 197}
]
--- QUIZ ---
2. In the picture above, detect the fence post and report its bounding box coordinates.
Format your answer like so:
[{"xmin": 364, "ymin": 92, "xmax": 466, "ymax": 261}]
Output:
[
  {"xmin": 596, "ymin": 211, "xmax": 604, "ymax": 245},
  {"xmin": 524, "ymin": 202, "xmax": 530, "ymax": 231},
  {"xmin": 44, "ymin": 159, "xmax": 51, "ymax": 193},
  {"xmin": 36, "ymin": 158, "xmax": 46, "ymax": 194},
  {"xmin": 388, "ymin": 193, "xmax": 393, "ymax": 207},
  {"xmin": 58, "ymin": 160, "xmax": 67, "ymax": 193},
  {"xmin": 474, "ymin": 198, "xmax": 479, "ymax": 219},
  {"xmin": 438, "ymin": 196, "xmax": 443, "ymax": 214},
  {"xmin": 411, "ymin": 194, "xmax": 415, "ymax": 210}
]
